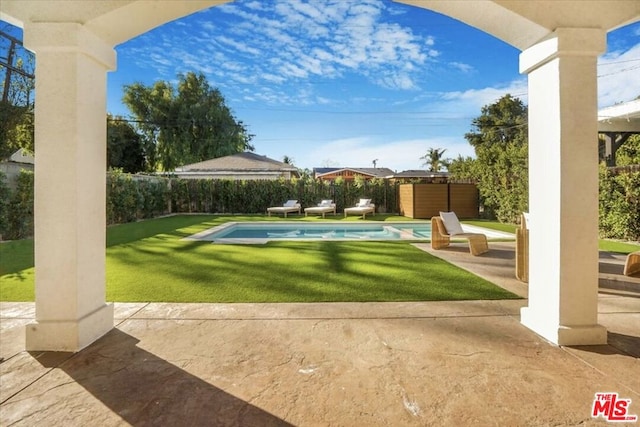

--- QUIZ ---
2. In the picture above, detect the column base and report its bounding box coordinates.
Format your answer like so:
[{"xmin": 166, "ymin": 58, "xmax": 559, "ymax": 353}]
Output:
[
  {"xmin": 26, "ymin": 303, "xmax": 114, "ymax": 352},
  {"xmin": 521, "ymin": 307, "xmax": 607, "ymax": 346}
]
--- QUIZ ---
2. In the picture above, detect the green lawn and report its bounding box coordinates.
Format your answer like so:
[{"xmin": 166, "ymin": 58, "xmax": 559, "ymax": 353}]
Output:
[
  {"xmin": 1, "ymin": 215, "xmax": 518, "ymax": 302},
  {"xmin": 3, "ymin": 214, "xmax": 636, "ymax": 303}
]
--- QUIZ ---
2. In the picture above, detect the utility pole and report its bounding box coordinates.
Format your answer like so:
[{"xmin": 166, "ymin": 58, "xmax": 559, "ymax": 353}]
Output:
[{"xmin": 1, "ymin": 30, "xmax": 35, "ymax": 103}]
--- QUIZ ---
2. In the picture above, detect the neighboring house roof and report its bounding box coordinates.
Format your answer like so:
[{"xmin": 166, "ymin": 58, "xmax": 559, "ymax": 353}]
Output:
[
  {"xmin": 175, "ymin": 152, "xmax": 298, "ymax": 176},
  {"xmin": 387, "ymin": 170, "xmax": 449, "ymax": 179},
  {"xmin": 314, "ymin": 167, "xmax": 395, "ymax": 179},
  {"xmin": 6, "ymin": 149, "xmax": 34, "ymax": 164},
  {"xmin": 598, "ymin": 99, "xmax": 640, "ymax": 133}
]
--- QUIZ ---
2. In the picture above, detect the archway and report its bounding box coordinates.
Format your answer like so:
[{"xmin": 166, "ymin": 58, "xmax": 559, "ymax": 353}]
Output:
[{"xmin": 1, "ymin": 0, "xmax": 638, "ymax": 350}]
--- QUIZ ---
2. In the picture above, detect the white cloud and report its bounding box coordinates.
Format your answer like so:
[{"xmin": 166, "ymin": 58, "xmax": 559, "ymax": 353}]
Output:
[
  {"xmin": 598, "ymin": 42, "xmax": 640, "ymax": 107},
  {"xmin": 449, "ymin": 62, "xmax": 474, "ymax": 73},
  {"xmin": 120, "ymin": 0, "xmax": 438, "ymax": 100},
  {"xmin": 304, "ymin": 136, "xmax": 474, "ymax": 172},
  {"xmin": 438, "ymin": 79, "xmax": 529, "ymax": 115}
]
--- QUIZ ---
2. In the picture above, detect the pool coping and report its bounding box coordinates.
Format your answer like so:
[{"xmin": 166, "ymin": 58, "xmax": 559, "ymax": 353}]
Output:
[{"xmin": 183, "ymin": 221, "xmax": 515, "ymax": 244}]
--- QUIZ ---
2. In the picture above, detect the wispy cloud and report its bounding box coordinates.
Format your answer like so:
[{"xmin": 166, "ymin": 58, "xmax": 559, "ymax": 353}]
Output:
[
  {"xmin": 598, "ymin": 42, "xmax": 640, "ymax": 107},
  {"xmin": 119, "ymin": 0, "xmax": 439, "ymax": 103},
  {"xmin": 306, "ymin": 136, "xmax": 473, "ymax": 171}
]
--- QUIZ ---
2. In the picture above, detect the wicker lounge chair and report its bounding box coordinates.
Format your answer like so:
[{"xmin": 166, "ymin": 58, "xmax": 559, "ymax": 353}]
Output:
[
  {"xmin": 431, "ymin": 211, "xmax": 489, "ymax": 256},
  {"xmin": 344, "ymin": 199, "xmax": 375, "ymax": 219},
  {"xmin": 304, "ymin": 200, "xmax": 336, "ymax": 218},
  {"xmin": 267, "ymin": 200, "xmax": 301, "ymax": 217},
  {"xmin": 515, "ymin": 212, "xmax": 529, "ymax": 282},
  {"xmin": 623, "ymin": 251, "xmax": 640, "ymax": 277}
]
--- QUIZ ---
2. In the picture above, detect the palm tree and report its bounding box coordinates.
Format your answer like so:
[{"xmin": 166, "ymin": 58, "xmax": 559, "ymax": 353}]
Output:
[
  {"xmin": 282, "ymin": 155, "xmax": 294, "ymax": 165},
  {"xmin": 420, "ymin": 148, "xmax": 448, "ymax": 172}
]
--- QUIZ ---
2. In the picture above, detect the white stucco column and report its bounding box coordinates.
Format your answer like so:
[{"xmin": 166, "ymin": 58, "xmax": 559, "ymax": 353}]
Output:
[
  {"xmin": 24, "ymin": 23, "xmax": 114, "ymax": 351},
  {"xmin": 520, "ymin": 28, "xmax": 607, "ymax": 346}
]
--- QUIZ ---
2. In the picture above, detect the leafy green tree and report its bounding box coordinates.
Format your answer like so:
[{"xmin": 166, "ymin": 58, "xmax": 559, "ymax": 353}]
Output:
[
  {"xmin": 447, "ymin": 155, "xmax": 476, "ymax": 181},
  {"xmin": 420, "ymin": 148, "xmax": 448, "ymax": 172},
  {"xmin": 107, "ymin": 115, "xmax": 146, "ymax": 173},
  {"xmin": 599, "ymin": 163, "xmax": 640, "ymax": 241},
  {"xmin": 453, "ymin": 94, "xmax": 528, "ymax": 222},
  {"xmin": 122, "ymin": 72, "xmax": 254, "ymax": 171},
  {"xmin": 615, "ymin": 134, "xmax": 640, "ymax": 166},
  {"xmin": 0, "ymin": 36, "xmax": 35, "ymax": 159}
]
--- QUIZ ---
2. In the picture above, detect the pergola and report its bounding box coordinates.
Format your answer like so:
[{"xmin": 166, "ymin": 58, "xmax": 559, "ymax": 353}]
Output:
[
  {"xmin": 1, "ymin": 1, "xmax": 639, "ymax": 351},
  {"xmin": 598, "ymin": 99, "xmax": 640, "ymax": 165}
]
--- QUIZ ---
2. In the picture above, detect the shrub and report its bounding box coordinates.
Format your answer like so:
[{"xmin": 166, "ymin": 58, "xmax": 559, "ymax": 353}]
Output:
[
  {"xmin": 5, "ymin": 170, "xmax": 34, "ymax": 240},
  {"xmin": 599, "ymin": 164, "xmax": 640, "ymax": 241},
  {"xmin": 0, "ymin": 171, "xmax": 9, "ymax": 238}
]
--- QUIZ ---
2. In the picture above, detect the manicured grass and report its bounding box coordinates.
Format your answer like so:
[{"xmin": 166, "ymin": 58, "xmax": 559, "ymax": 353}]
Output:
[
  {"xmin": 1, "ymin": 215, "xmax": 518, "ymax": 302},
  {"xmin": 598, "ymin": 239, "xmax": 640, "ymax": 254}
]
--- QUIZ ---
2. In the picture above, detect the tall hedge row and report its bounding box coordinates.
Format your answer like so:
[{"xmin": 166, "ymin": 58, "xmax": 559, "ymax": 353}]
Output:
[
  {"xmin": 0, "ymin": 170, "xmax": 33, "ymax": 240},
  {"xmin": 168, "ymin": 176, "xmax": 396, "ymax": 214},
  {"xmin": 106, "ymin": 170, "xmax": 170, "ymax": 225},
  {"xmin": 0, "ymin": 171, "xmax": 398, "ymax": 240},
  {"xmin": 599, "ymin": 164, "xmax": 640, "ymax": 241},
  {"xmin": 1, "ymin": 168, "xmax": 637, "ymax": 242}
]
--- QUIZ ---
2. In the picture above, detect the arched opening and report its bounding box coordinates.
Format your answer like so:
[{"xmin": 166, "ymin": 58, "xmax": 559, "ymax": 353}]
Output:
[{"xmin": 1, "ymin": 0, "xmax": 638, "ymax": 352}]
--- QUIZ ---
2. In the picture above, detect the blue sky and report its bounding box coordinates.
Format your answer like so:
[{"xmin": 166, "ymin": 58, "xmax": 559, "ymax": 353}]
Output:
[{"xmin": 5, "ymin": 0, "xmax": 640, "ymax": 172}]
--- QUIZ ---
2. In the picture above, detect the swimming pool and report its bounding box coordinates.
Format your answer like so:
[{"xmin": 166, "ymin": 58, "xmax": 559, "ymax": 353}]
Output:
[{"xmin": 186, "ymin": 222, "xmax": 434, "ymax": 243}]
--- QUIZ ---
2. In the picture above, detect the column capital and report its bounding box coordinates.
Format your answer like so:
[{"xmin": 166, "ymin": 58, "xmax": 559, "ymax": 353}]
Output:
[
  {"xmin": 23, "ymin": 22, "xmax": 115, "ymax": 71},
  {"xmin": 520, "ymin": 28, "xmax": 606, "ymax": 74}
]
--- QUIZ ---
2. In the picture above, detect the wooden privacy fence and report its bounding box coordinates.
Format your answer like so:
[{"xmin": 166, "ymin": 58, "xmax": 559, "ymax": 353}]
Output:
[{"xmin": 398, "ymin": 183, "xmax": 479, "ymax": 219}]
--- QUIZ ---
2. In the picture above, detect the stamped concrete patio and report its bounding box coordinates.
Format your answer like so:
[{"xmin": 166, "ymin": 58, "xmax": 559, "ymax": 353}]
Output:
[{"xmin": 1, "ymin": 243, "xmax": 638, "ymax": 426}]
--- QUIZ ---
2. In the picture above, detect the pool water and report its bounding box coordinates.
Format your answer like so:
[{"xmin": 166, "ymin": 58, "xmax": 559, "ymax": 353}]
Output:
[{"xmin": 187, "ymin": 222, "xmax": 432, "ymax": 242}]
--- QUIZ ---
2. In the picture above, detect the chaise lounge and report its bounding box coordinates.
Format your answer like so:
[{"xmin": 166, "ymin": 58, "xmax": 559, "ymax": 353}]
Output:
[
  {"xmin": 431, "ymin": 211, "xmax": 489, "ymax": 256},
  {"xmin": 344, "ymin": 199, "xmax": 375, "ymax": 219},
  {"xmin": 304, "ymin": 200, "xmax": 336, "ymax": 218},
  {"xmin": 267, "ymin": 200, "xmax": 301, "ymax": 218}
]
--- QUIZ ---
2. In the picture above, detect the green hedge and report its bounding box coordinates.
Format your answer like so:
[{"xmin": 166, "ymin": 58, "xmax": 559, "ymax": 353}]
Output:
[
  {"xmin": 1, "ymin": 170, "xmax": 34, "ymax": 240},
  {"xmin": 0, "ymin": 171, "xmax": 10, "ymax": 238},
  {"xmin": 168, "ymin": 176, "xmax": 397, "ymax": 214},
  {"xmin": 1, "ymin": 167, "xmax": 638, "ymax": 242},
  {"xmin": 599, "ymin": 164, "xmax": 640, "ymax": 241},
  {"xmin": 106, "ymin": 170, "xmax": 170, "ymax": 225}
]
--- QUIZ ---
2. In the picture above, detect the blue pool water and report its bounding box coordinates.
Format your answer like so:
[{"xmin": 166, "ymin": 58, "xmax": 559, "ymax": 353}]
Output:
[{"xmin": 188, "ymin": 222, "xmax": 433, "ymax": 242}]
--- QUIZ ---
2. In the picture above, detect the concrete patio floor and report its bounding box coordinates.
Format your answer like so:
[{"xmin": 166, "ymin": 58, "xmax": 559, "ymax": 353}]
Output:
[{"xmin": 1, "ymin": 243, "xmax": 638, "ymax": 426}]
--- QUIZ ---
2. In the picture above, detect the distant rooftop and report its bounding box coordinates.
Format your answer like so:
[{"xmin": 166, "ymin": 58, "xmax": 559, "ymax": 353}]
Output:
[
  {"xmin": 598, "ymin": 99, "xmax": 640, "ymax": 133},
  {"xmin": 313, "ymin": 167, "xmax": 395, "ymax": 178},
  {"xmin": 176, "ymin": 152, "xmax": 297, "ymax": 172},
  {"xmin": 386, "ymin": 170, "xmax": 449, "ymax": 178}
]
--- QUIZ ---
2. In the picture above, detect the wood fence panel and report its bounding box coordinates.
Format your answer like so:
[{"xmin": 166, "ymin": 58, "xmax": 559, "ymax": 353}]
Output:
[
  {"xmin": 398, "ymin": 183, "xmax": 479, "ymax": 219},
  {"xmin": 414, "ymin": 184, "xmax": 448, "ymax": 218},
  {"xmin": 398, "ymin": 184, "xmax": 414, "ymax": 217},
  {"xmin": 449, "ymin": 183, "xmax": 479, "ymax": 218}
]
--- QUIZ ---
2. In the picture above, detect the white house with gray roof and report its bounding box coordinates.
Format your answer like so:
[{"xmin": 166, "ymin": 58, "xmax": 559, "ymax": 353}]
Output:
[{"xmin": 172, "ymin": 152, "xmax": 299, "ymax": 180}]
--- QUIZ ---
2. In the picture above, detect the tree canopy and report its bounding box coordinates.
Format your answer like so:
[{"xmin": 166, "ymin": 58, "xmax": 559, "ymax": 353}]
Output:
[
  {"xmin": 449, "ymin": 94, "xmax": 528, "ymax": 223},
  {"xmin": 0, "ymin": 28, "xmax": 35, "ymax": 160},
  {"xmin": 122, "ymin": 72, "xmax": 254, "ymax": 171},
  {"xmin": 107, "ymin": 115, "xmax": 146, "ymax": 173}
]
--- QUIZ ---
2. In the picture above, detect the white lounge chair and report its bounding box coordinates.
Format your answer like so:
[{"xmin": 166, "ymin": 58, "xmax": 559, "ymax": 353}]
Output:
[
  {"xmin": 267, "ymin": 200, "xmax": 301, "ymax": 218},
  {"xmin": 431, "ymin": 211, "xmax": 489, "ymax": 256},
  {"xmin": 304, "ymin": 200, "xmax": 336, "ymax": 218},
  {"xmin": 344, "ymin": 199, "xmax": 375, "ymax": 219}
]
